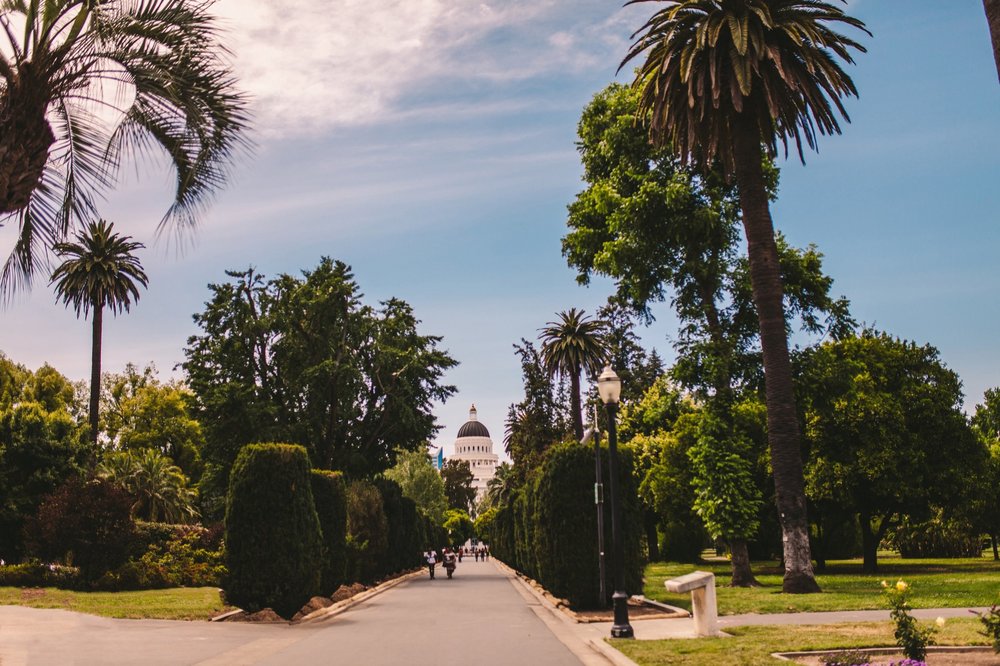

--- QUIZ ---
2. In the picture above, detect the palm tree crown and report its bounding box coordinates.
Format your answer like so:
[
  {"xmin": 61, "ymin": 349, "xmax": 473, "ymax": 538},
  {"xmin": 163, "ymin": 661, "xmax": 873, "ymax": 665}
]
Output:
[
  {"xmin": 621, "ymin": 0, "xmax": 869, "ymax": 171},
  {"xmin": 0, "ymin": 0, "xmax": 250, "ymax": 294},
  {"xmin": 539, "ymin": 308, "xmax": 607, "ymax": 441},
  {"xmin": 51, "ymin": 219, "xmax": 147, "ymax": 317},
  {"xmin": 51, "ymin": 218, "xmax": 147, "ymax": 446}
]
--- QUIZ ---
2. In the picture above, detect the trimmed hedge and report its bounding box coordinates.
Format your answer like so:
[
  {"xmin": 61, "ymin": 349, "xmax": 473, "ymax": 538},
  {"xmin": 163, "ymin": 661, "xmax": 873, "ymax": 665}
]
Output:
[
  {"xmin": 375, "ymin": 478, "xmax": 424, "ymax": 575},
  {"xmin": 224, "ymin": 443, "xmax": 323, "ymax": 618},
  {"xmin": 346, "ymin": 479, "xmax": 388, "ymax": 584},
  {"xmin": 311, "ymin": 470, "xmax": 348, "ymax": 594}
]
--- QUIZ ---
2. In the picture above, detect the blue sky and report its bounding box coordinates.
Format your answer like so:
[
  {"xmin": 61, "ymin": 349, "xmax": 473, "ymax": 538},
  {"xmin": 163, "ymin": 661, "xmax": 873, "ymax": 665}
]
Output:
[{"xmin": 1, "ymin": 0, "xmax": 998, "ymax": 458}]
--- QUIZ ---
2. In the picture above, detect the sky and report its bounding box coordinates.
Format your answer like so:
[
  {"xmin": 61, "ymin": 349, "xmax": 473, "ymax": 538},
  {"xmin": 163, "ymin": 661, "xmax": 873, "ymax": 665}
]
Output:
[{"xmin": 1, "ymin": 0, "xmax": 998, "ymax": 460}]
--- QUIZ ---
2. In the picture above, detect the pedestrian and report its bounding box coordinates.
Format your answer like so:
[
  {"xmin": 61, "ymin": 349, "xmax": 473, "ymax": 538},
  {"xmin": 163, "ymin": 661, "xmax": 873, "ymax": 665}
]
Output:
[
  {"xmin": 442, "ymin": 547, "xmax": 457, "ymax": 579},
  {"xmin": 474, "ymin": 548, "xmax": 480, "ymax": 562},
  {"xmin": 424, "ymin": 548, "xmax": 437, "ymax": 579},
  {"xmin": 457, "ymin": 548, "xmax": 463, "ymax": 563},
  {"xmin": 484, "ymin": 545, "xmax": 489, "ymax": 561}
]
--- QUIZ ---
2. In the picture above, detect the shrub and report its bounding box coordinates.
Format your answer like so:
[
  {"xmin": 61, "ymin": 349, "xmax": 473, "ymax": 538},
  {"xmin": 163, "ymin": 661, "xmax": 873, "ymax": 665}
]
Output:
[
  {"xmin": 882, "ymin": 580, "xmax": 936, "ymax": 661},
  {"xmin": 375, "ymin": 478, "xmax": 423, "ymax": 575},
  {"xmin": 973, "ymin": 604, "xmax": 1000, "ymax": 653},
  {"xmin": 224, "ymin": 444, "xmax": 323, "ymax": 618},
  {"xmin": 311, "ymin": 470, "xmax": 348, "ymax": 594},
  {"xmin": 0, "ymin": 561, "xmax": 80, "ymax": 587},
  {"xmin": 890, "ymin": 512, "xmax": 982, "ymax": 558},
  {"xmin": 345, "ymin": 479, "xmax": 388, "ymax": 583},
  {"xmin": 24, "ymin": 477, "xmax": 134, "ymax": 581},
  {"xmin": 532, "ymin": 442, "xmax": 643, "ymax": 608}
]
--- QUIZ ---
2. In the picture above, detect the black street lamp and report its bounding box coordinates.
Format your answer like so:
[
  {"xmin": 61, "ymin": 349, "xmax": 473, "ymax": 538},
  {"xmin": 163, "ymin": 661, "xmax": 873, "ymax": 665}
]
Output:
[
  {"xmin": 582, "ymin": 406, "xmax": 607, "ymax": 607},
  {"xmin": 597, "ymin": 365, "xmax": 633, "ymax": 639}
]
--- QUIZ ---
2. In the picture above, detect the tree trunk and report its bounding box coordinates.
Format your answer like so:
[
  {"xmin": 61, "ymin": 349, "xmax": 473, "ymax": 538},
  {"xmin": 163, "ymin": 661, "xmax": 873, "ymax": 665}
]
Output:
[
  {"xmin": 0, "ymin": 66, "xmax": 56, "ymax": 214},
  {"xmin": 731, "ymin": 113, "xmax": 819, "ymax": 594},
  {"xmin": 570, "ymin": 369, "xmax": 584, "ymax": 443},
  {"xmin": 859, "ymin": 511, "xmax": 879, "ymax": 573},
  {"xmin": 729, "ymin": 539, "xmax": 761, "ymax": 587},
  {"xmin": 89, "ymin": 305, "xmax": 103, "ymax": 448},
  {"xmin": 985, "ymin": 0, "xmax": 1000, "ymax": 84},
  {"xmin": 644, "ymin": 508, "xmax": 661, "ymax": 562},
  {"xmin": 991, "ymin": 534, "xmax": 998, "ymax": 561}
]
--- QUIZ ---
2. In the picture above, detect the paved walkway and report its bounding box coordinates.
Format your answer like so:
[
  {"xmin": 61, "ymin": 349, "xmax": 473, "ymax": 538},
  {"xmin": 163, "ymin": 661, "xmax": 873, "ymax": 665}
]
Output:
[{"xmin": 0, "ymin": 560, "xmax": 610, "ymax": 666}]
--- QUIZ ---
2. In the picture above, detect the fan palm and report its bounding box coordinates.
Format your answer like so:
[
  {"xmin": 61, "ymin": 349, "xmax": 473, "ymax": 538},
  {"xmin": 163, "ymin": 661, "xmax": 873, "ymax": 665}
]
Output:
[
  {"xmin": 0, "ymin": 0, "xmax": 250, "ymax": 294},
  {"xmin": 484, "ymin": 462, "xmax": 516, "ymax": 508},
  {"xmin": 539, "ymin": 308, "xmax": 607, "ymax": 442},
  {"xmin": 51, "ymin": 219, "xmax": 147, "ymax": 445},
  {"xmin": 98, "ymin": 448, "xmax": 198, "ymax": 523},
  {"xmin": 621, "ymin": 0, "xmax": 868, "ymax": 593}
]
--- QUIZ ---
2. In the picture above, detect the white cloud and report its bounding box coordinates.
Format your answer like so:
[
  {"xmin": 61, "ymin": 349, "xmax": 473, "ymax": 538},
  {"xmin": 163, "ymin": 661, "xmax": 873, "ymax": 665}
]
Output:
[{"xmin": 212, "ymin": 0, "xmax": 642, "ymax": 137}]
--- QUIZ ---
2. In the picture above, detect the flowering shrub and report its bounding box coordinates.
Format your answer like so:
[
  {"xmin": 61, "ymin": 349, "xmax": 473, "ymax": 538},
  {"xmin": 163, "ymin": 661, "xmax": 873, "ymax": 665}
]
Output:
[
  {"xmin": 972, "ymin": 604, "xmax": 1000, "ymax": 653},
  {"xmin": 882, "ymin": 580, "xmax": 936, "ymax": 661}
]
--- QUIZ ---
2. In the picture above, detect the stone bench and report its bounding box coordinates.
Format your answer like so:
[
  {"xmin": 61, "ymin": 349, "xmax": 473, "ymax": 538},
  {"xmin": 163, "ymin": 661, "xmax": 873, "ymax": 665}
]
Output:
[{"xmin": 665, "ymin": 571, "xmax": 720, "ymax": 637}]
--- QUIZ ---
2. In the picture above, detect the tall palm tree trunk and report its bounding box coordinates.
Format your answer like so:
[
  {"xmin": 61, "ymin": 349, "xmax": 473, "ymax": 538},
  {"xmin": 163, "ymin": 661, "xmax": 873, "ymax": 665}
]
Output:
[
  {"xmin": 732, "ymin": 115, "xmax": 820, "ymax": 594},
  {"xmin": 985, "ymin": 0, "xmax": 1000, "ymax": 84},
  {"xmin": 0, "ymin": 72, "xmax": 56, "ymax": 213},
  {"xmin": 570, "ymin": 369, "xmax": 584, "ymax": 442},
  {"xmin": 90, "ymin": 304, "xmax": 103, "ymax": 447}
]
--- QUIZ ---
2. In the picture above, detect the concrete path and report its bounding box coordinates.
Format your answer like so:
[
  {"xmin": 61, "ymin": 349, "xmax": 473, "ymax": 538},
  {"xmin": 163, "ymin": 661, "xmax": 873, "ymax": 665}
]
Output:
[{"xmin": 0, "ymin": 560, "xmax": 610, "ymax": 666}]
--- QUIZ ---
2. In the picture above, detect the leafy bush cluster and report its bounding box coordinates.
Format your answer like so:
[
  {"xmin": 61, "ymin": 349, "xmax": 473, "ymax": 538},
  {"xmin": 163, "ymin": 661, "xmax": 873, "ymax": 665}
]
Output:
[
  {"xmin": 973, "ymin": 604, "xmax": 1000, "ymax": 653},
  {"xmin": 479, "ymin": 442, "xmax": 643, "ymax": 608},
  {"xmin": 224, "ymin": 443, "xmax": 430, "ymax": 618},
  {"xmin": 882, "ymin": 580, "xmax": 937, "ymax": 661}
]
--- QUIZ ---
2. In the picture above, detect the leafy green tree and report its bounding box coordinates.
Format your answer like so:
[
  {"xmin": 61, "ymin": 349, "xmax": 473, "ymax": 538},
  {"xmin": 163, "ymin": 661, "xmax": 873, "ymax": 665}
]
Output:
[
  {"xmin": 50, "ymin": 220, "xmax": 147, "ymax": 446},
  {"xmin": 796, "ymin": 332, "xmax": 985, "ymax": 572},
  {"xmin": 0, "ymin": 0, "xmax": 249, "ymax": 293},
  {"xmin": 443, "ymin": 509, "xmax": 475, "ymax": 546},
  {"xmin": 384, "ymin": 449, "xmax": 448, "ymax": 525},
  {"xmin": 484, "ymin": 462, "xmax": 517, "ymax": 510},
  {"xmin": 440, "ymin": 459, "xmax": 476, "ymax": 514},
  {"xmin": 504, "ymin": 340, "xmax": 570, "ymax": 476},
  {"xmin": 621, "ymin": 0, "xmax": 869, "ymax": 593},
  {"xmin": 97, "ymin": 448, "xmax": 198, "ymax": 523},
  {"xmin": 972, "ymin": 388, "xmax": 1000, "ymax": 560},
  {"xmin": 183, "ymin": 259, "xmax": 457, "ymax": 514},
  {"xmin": 102, "ymin": 365, "xmax": 205, "ymax": 481},
  {"xmin": 539, "ymin": 308, "xmax": 607, "ymax": 442}
]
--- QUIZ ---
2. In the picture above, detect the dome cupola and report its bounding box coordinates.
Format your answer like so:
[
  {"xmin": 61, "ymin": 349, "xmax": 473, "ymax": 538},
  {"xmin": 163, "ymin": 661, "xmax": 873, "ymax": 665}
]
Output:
[{"xmin": 456, "ymin": 404, "xmax": 490, "ymax": 438}]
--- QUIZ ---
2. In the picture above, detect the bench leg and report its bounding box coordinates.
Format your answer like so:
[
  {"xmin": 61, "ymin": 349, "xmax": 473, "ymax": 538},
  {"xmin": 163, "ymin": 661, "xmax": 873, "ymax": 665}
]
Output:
[{"xmin": 690, "ymin": 582, "xmax": 719, "ymax": 637}]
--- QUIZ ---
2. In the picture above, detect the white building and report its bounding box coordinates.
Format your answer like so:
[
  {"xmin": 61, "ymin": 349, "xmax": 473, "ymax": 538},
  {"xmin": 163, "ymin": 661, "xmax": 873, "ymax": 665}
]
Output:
[{"xmin": 448, "ymin": 404, "xmax": 499, "ymax": 503}]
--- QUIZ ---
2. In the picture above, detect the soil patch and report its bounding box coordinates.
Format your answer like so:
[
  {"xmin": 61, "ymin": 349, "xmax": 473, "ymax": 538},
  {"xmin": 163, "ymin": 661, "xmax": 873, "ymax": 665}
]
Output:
[{"xmin": 783, "ymin": 647, "xmax": 999, "ymax": 665}]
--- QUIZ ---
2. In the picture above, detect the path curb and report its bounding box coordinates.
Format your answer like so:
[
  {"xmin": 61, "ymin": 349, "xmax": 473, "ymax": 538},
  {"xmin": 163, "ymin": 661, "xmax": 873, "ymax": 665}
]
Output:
[{"xmin": 297, "ymin": 569, "xmax": 426, "ymax": 624}]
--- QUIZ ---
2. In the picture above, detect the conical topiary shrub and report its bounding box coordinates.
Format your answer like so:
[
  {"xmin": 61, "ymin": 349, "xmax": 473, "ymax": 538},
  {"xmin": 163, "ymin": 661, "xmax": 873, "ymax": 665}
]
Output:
[
  {"xmin": 311, "ymin": 469, "xmax": 348, "ymax": 594},
  {"xmin": 224, "ymin": 444, "xmax": 322, "ymax": 618}
]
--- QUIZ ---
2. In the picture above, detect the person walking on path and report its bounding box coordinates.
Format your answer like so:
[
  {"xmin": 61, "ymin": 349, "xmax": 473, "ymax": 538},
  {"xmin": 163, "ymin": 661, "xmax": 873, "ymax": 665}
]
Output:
[{"xmin": 424, "ymin": 549, "xmax": 437, "ymax": 579}]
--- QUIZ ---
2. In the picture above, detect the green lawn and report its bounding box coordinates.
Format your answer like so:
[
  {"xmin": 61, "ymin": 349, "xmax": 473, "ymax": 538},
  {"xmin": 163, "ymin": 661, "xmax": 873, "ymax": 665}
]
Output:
[
  {"xmin": 644, "ymin": 554, "xmax": 1000, "ymax": 615},
  {"xmin": 0, "ymin": 586, "xmax": 230, "ymax": 620},
  {"xmin": 614, "ymin": 619, "xmax": 992, "ymax": 666}
]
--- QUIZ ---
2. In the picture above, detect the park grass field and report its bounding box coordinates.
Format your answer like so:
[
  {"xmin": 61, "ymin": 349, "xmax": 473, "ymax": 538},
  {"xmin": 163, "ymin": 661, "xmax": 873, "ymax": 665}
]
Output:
[
  {"xmin": 0, "ymin": 586, "xmax": 229, "ymax": 620},
  {"xmin": 644, "ymin": 553, "xmax": 1000, "ymax": 614},
  {"xmin": 612, "ymin": 619, "xmax": 993, "ymax": 666}
]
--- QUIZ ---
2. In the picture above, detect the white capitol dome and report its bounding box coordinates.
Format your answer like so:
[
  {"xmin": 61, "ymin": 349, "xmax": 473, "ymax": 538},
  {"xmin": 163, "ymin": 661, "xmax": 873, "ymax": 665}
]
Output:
[{"xmin": 449, "ymin": 404, "xmax": 499, "ymax": 503}]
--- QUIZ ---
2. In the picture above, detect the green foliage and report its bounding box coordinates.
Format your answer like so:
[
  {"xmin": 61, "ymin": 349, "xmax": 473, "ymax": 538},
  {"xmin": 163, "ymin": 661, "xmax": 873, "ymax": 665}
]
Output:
[
  {"xmin": 688, "ymin": 412, "xmax": 762, "ymax": 542},
  {"xmin": 25, "ymin": 478, "xmax": 135, "ymax": 581},
  {"xmin": 0, "ymin": 368, "xmax": 87, "ymax": 561},
  {"xmin": 890, "ymin": 511, "xmax": 983, "ymax": 559},
  {"xmin": 443, "ymin": 509, "xmax": 474, "ymax": 546},
  {"xmin": 882, "ymin": 580, "xmax": 936, "ymax": 660},
  {"xmin": 384, "ymin": 448, "xmax": 447, "ymax": 524},
  {"xmin": 504, "ymin": 340, "xmax": 571, "ymax": 474},
  {"xmin": 798, "ymin": 332, "xmax": 987, "ymax": 570},
  {"xmin": 311, "ymin": 470, "xmax": 348, "ymax": 594},
  {"xmin": 375, "ymin": 477, "xmax": 424, "ymax": 575},
  {"xmin": 531, "ymin": 442, "xmax": 642, "ymax": 608},
  {"xmin": 102, "ymin": 365, "xmax": 205, "ymax": 481},
  {"xmin": 440, "ymin": 459, "xmax": 476, "ymax": 513},
  {"xmin": 345, "ymin": 479, "xmax": 388, "ymax": 584},
  {"xmin": 974, "ymin": 604, "xmax": 1000, "ymax": 653},
  {"xmin": 183, "ymin": 260, "xmax": 457, "ymax": 514},
  {"xmin": 108, "ymin": 532, "xmax": 225, "ymax": 591},
  {"xmin": 97, "ymin": 449, "xmax": 199, "ymax": 523},
  {"xmin": 538, "ymin": 308, "xmax": 607, "ymax": 440},
  {"xmin": 821, "ymin": 650, "xmax": 873, "ymax": 666},
  {"xmin": 224, "ymin": 444, "xmax": 322, "ymax": 618}
]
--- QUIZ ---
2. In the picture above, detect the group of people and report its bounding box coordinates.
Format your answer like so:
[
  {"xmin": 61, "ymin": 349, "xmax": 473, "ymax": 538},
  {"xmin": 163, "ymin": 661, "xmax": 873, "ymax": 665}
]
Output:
[{"xmin": 423, "ymin": 544, "xmax": 490, "ymax": 579}]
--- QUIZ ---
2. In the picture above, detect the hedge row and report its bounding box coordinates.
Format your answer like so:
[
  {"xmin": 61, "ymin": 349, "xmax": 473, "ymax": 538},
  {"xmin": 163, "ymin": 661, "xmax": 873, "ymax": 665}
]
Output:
[
  {"xmin": 480, "ymin": 442, "xmax": 643, "ymax": 609},
  {"xmin": 224, "ymin": 443, "xmax": 432, "ymax": 618}
]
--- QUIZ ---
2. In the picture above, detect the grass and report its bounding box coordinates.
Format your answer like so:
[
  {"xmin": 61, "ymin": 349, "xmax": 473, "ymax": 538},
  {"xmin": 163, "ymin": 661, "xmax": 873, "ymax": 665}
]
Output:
[
  {"xmin": 644, "ymin": 553, "xmax": 1000, "ymax": 615},
  {"xmin": 0, "ymin": 586, "xmax": 230, "ymax": 620},
  {"xmin": 614, "ymin": 618, "xmax": 992, "ymax": 666}
]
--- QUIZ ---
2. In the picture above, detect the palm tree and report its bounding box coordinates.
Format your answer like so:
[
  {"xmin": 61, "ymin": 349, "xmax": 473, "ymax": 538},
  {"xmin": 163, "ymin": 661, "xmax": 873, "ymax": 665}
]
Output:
[
  {"xmin": 484, "ymin": 462, "xmax": 517, "ymax": 508},
  {"xmin": 97, "ymin": 448, "xmax": 199, "ymax": 523},
  {"xmin": 539, "ymin": 308, "xmax": 607, "ymax": 442},
  {"xmin": 51, "ymin": 220, "xmax": 147, "ymax": 445},
  {"xmin": 0, "ymin": 0, "xmax": 250, "ymax": 294},
  {"xmin": 621, "ymin": 0, "xmax": 868, "ymax": 593},
  {"xmin": 986, "ymin": 0, "xmax": 1000, "ymax": 83}
]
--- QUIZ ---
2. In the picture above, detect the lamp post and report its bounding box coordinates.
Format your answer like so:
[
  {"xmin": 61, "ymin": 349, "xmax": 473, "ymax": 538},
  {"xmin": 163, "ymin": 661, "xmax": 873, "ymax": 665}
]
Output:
[
  {"xmin": 597, "ymin": 365, "xmax": 633, "ymax": 639},
  {"xmin": 583, "ymin": 406, "xmax": 607, "ymax": 606}
]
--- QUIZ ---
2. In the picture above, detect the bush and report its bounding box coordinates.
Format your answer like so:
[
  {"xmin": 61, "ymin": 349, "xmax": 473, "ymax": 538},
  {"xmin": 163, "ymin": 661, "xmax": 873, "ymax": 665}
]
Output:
[
  {"xmin": 973, "ymin": 604, "xmax": 1000, "ymax": 653},
  {"xmin": 0, "ymin": 561, "xmax": 80, "ymax": 587},
  {"xmin": 345, "ymin": 480, "xmax": 388, "ymax": 583},
  {"xmin": 883, "ymin": 580, "xmax": 937, "ymax": 661},
  {"xmin": 532, "ymin": 442, "xmax": 643, "ymax": 609},
  {"xmin": 375, "ymin": 478, "xmax": 423, "ymax": 576},
  {"xmin": 311, "ymin": 470, "xmax": 348, "ymax": 594},
  {"xmin": 224, "ymin": 444, "xmax": 323, "ymax": 618},
  {"xmin": 24, "ymin": 477, "xmax": 134, "ymax": 581},
  {"xmin": 890, "ymin": 512, "xmax": 982, "ymax": 558}
]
